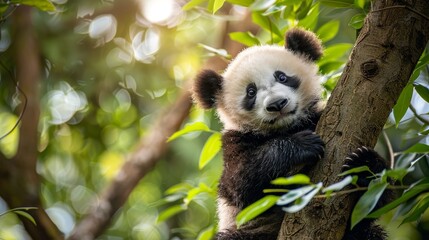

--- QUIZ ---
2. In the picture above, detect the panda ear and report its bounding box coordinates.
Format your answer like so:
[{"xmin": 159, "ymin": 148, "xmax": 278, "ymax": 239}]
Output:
[
  {"xmin": 192, "ymin": 69, "xmax": 223, "ymax": 109},
  {"xmin": 285, "ymin": 28, "xmax": 323, "ymax": 62}
]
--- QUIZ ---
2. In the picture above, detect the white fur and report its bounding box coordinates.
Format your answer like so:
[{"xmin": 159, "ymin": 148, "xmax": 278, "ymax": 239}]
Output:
[
  {"xmin": 217, "ymin": 197, "xmax": 239, "ymax": 231},
  {"xmin": 216, "ymin": 45, "xmax": 321, "ymax": 132}
]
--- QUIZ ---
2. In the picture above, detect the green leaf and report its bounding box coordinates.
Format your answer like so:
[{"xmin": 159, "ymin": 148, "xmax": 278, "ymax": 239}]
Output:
[
  {"xmin": 197, "ymin": 225, "xmax": 215, "ymax": 240},
  {"xmin": 348, "ymin": 13, "xmax": 365, "ymax": 29},
  {"xmin": 14, "ymin": 211, "xmax": 37, "ymax": 225},
  {"xmin": 168, "ymin": 122, "xmax": 212, "ymax": 142},
  {"xmin": 384, "ymin": 168, "xmax": 413, "ymax": 183},
  {"xmin": 263, "ymin": 5, "xmax": 286, "ymax": 16},
  {"xmin": 322, "ymin": 176, "xmax": 353, "ymax": 193},
  {"xmin": 295, "ymin": 0, "xmax": 313, "ymax": 20},
  {"xmin": 414, "ymin": 83, "xmax": 429, "ymax": 103},
  {"xmin": 0, "ymin": 5, "xmax": 8, "ymax": 15},
  {"xmin": 316, "ymin": 20, "xmax": 340, "ymax": 42},
  {"xmin": 211, "ymin": 0, "xmax": 225, "ymax": 13},
  {"xmin": 282, "ymin": 182, "xmax": 322, "ymax": 213},
  {"xmin": 0, "ymin": 207, "xmax": 38, "ymax": 218},
  {"xmin": 249, "ymin": 0, "xmax": 276, "ymax": 11},
  {"xmin": 339, "ymin": 165, "xmax": 373, "ymax": 176},
  {"xmin": 226, "ymin": 0, "xmax": 253, "ymax": 7},
  {"xmin": 165, "ymin": 182, "xmax": 194, "ymax": 195},
  {"xmin": 297, "ymin": 3, "xmax": 319, "ymax": 31},
  {"xmin": 318, "ymin": 43, "xmax": 353, "ymax": 65},
  {"xmin": 157, "ymin": 204, "xmax": 187, "ymax": 222},
  {"xmin": 229, "ymin": 32, "xmax": 261, "ymax": 47},
  {"xmin": 410, "ymin": 53, "xmax": 429, "ymax": 82},
  {"xmin": 354, "ymin": 0, "xmax": 366, "ymax": 9},
  {"xmin": 184, "ymin": 183, "xmax": 214, "ymax": 205},
  {"xmin": 319, "ymin": 0, "xmax": 354, "ymax": 8},
  {"xmin": 368, "ymin": 181, "xmax": 429, "ymax": 218},
  {"xmin": 319, "ymin": 61, "xmax": 344, "ymax": 74},
  {"xmin": 401, "ymin": 194, "xmax": 429, "ymax": 224},
  {"xmin": 236, "ymin": 195, "xmax": 279, "ymax": 227},
  {"xmin": 252, "ymin": 12, "xmax": 283, "ymax": 38},
  {"xmin": 404, "ymin": 143, "xmax": 429, "ymax": 153},
  {"xmin": 11, "ymin": 0, "xmax": 55, "ymax": 12},
  {"xmin": 277, "ymin": 185, "xmax": 316, "ymax": 205},
  {"xmin": 393, "ymin": 83, "xmax": 413, "ymax": 126},
  {"xmin": 271, "ymin": 174, "xmax": 311, "ymax": 185},
  {"xmin": 183, "ymin": 0, "xmax": 206, "ymax": 10},
  {"xmin": 199, "ymin": 132, "xmax": 222, "ymax": 169},
  {"xmin": 351, "ymin": 180, "xmax": 388, "ymax": 228}
]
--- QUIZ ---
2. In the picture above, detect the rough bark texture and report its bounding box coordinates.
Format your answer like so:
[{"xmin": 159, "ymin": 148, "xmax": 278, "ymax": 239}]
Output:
[
  {"xmin": 278, "ymin": 0, "xmax": 429, "ymax": 239},
  {"xmin": 0, "ymin": 6, "xmax": 64, "ymax": 240}
]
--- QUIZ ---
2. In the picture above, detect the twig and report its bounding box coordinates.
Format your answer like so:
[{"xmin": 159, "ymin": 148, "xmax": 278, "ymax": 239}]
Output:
[
  {"xmin": 0, "ymin": 60, "xmax": 28, "ymax": 141},
  {"xmin": 410, "ymin": 104, "xmax": 429, "ymax": 125},
  {"xmin": 382, "ymin": 131, "xmax": 395, "ymax": 169}
]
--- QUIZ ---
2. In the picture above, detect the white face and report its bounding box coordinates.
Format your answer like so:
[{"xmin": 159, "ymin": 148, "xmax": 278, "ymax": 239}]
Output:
[{"xmin": 217, "ymin": 45, "xmax": 321, "ymax": 132}]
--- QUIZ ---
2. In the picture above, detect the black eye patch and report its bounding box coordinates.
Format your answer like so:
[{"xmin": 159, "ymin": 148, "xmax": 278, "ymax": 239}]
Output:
[
  {"xmin": 274, "ymin": 70, "xmax": 300, "ymax": 89},
  {"xmin": 243, "ymin": 83, "xmax": 257, "ymax": 111}
]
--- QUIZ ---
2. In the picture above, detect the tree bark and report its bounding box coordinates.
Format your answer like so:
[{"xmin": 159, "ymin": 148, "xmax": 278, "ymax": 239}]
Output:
[
  {"xmin": 0, "ymin": 6, "xmax": 64, "ymax": 240},
  {"xmin": 278, "ymin": 0, "xmax": 429, "ymax": 239}
]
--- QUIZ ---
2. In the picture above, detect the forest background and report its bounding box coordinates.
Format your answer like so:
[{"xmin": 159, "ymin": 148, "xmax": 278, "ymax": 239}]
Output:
[{"xmin": 0, "ymin": 0, "xmax": 428, "ymax": 239}]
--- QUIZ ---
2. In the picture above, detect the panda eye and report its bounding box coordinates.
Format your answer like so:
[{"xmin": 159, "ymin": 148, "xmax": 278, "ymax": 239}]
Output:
[
  {"xmin": 274, "ymin": 71, "xmax": 289, "ymax": 83},
  {"xmin": 246, "ymin": 84, "xmax": 257, "ymax": 98}
]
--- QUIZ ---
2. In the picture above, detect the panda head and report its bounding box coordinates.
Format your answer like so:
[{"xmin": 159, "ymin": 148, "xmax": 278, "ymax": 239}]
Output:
[{"xmin": 193, "ymin": 28, "xmax": 323, "ymax": 133}]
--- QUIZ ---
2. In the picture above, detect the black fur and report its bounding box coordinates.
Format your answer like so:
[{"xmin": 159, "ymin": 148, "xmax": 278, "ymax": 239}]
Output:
[
  {"xmin": 274, "ymin": 71, "xmax": 300, "ymax": 89},
  {"xmin": 216, "ymin": 108, "xmax": 323, "ymax": 239},
  {"xmin": 342, "ymin": 147, "xmax": 391, "ymax": 240},
  {"xmin": 285, "ymin": 28, "xmax": 323, "ymax": 62},
  {"xmin": 219, "ymin": 129, "xmax": 324, "ymax": 208},
  {"xmin": 191, "ymin": 29, "xmax": 389, "ymax": 239},
  {"xmin": 243, "ymin": 83, "xmax": 257, "ymax": 111},
  {"xmin": 193, "ymin": 69, "xmax": 223, "ymax": 109}
]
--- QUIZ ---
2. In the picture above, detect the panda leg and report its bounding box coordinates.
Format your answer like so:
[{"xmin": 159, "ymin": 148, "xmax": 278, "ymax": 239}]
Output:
[
  {"xmin": 342, "ymin": 147, "xmax": 390, "ymax": 240},
  {"xmin": 343, "ymin": 146, "xmax": 388, "ymax": 186}
]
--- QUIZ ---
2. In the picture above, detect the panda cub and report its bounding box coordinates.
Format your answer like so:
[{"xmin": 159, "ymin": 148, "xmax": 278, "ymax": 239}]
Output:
[{"xmin": 193, "ymin": 28, "xmax": 388, "ymax": 239}]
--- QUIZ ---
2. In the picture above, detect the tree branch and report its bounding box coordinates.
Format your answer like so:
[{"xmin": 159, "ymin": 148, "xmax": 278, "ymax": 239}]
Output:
[
  {"xmin": 0, "ymin": 6, "xmax": 64, "ymax": 240},
  {"xmin": 68, "ymin": 8, "xmax": 258, "ymax": 239},
  {"xmin": 278, "ymin": 0, "xmax": 429, "ymax": 239}
]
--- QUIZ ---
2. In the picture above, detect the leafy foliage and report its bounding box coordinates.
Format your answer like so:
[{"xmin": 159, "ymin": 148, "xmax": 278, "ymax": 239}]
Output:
[
  {"xmin": 0, "ymin": 0, "xmax": 427, "ymax": 239},
  {"xmin": 164, "ymin": 0, "xmax": 429, "ymax": 238}
]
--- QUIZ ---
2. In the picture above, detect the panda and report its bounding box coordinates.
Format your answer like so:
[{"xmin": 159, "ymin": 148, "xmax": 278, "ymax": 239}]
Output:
[{"xmin": 192, "ymin": 28, "xmax": 389, "ymax": 240}]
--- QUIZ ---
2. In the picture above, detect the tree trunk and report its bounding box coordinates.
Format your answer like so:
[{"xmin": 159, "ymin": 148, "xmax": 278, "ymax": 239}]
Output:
[
  {"xmin": 0, "ymin": 6, "xmax": 64, "ymax": 240},
  {"xmin": 278, "ymin": 0, "xmax": 429, "ymax": 239}
]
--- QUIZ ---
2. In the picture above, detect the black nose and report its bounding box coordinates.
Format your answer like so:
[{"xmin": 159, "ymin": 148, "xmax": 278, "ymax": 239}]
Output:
[{"xmin": 266, "ymin": 99, "xmax": 288, "ymax": 112}]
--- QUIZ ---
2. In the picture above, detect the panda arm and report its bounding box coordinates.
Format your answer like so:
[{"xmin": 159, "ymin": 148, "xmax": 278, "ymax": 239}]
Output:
[
  {"xmin": 220, "ymin": 130, "xmax": 324, "ymax": 207},
  {"xmin": 259, "ymin": 130, "xmax": 325, "ymax": 172}
]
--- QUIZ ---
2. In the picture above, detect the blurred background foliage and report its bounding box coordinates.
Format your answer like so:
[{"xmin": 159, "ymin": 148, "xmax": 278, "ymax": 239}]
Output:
[{"xmin": 0, "ymin": 0, "xmax": 428, "ymax": 239}]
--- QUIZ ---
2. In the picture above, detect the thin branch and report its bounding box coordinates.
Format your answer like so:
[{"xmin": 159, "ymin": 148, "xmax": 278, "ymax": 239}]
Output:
[
  {"xmin": 0, "ymin": 60, "xmax": 28, "ymax": 141},
  {"xmin": 410, "ymin": 104, "xmax": 429, "ymax": 125},
  {"xmin": 382, "ymin": 130, "xmax": 395, "ymax": 169}
]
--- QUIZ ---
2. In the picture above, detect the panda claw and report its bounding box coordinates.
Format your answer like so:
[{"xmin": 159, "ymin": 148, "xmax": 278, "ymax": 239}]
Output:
[
  {"xmin": 351, "ymin": 152, "xmax": 359, "ymax": 158},
  {"xmin": 362, "ymin": 146, "xmax": 369, "ymax": 151}
]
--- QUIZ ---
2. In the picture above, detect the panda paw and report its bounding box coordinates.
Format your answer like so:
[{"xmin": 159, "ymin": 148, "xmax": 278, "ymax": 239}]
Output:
[
  {"xmin": 293, "ymin": 130, "xmax": 325, "ymax": 161},
  {"xmin": 342, "ymin": 146, "xmax": 387, "ymax": 187}
]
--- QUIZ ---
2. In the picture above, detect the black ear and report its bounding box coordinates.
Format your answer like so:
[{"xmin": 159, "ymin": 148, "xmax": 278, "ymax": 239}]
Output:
[
  {"xmin": 192, "ymin": 69, "xmax": 223, "ymax": 109},
  {"xmin": 285, "ymin": 28, "xmax": 323, "ymax": 62}
]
